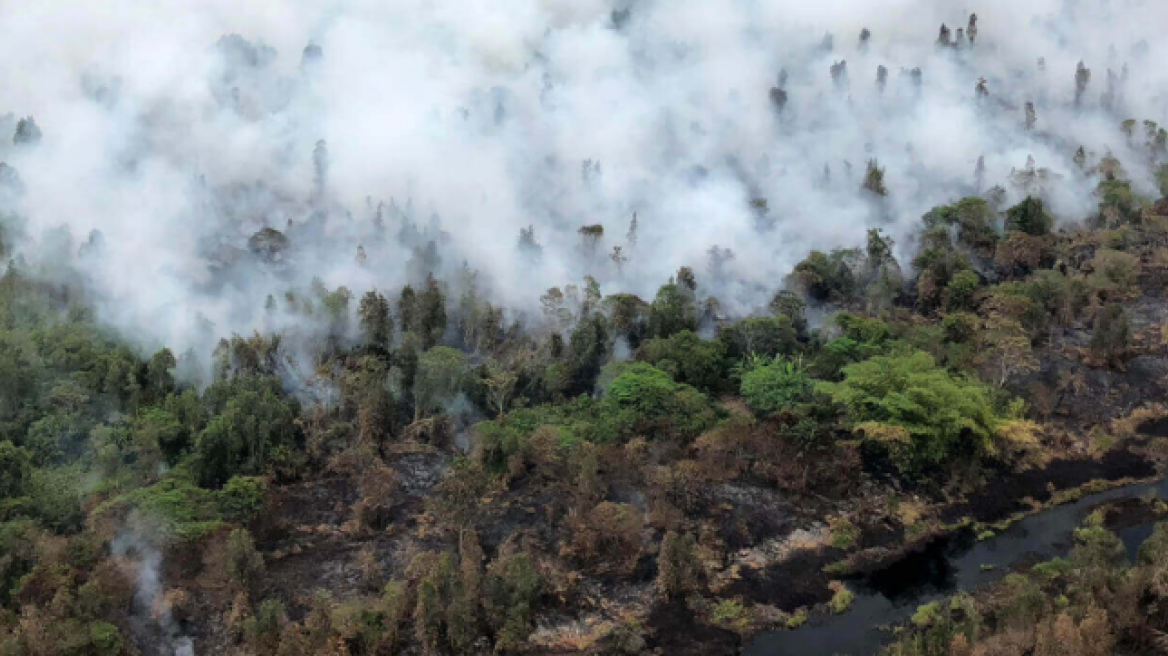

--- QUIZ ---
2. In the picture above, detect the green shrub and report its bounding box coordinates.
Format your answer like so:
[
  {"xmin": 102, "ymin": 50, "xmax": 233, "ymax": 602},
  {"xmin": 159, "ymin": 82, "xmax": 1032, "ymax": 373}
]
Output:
[
  {"xmin": 829, "ymin": 518, "xmax": 861, "ymax": 550},
  {"xmin": 830, "ymin": 583, "xmax": 855, "ymax": 613},
  {"xmin": 88, "ymin": 621, "xmax": 123, "ymax": 656},
  {"xmin": 817, "ymin": 351, "xmax": 1007, "ymax": 478},
  {"xmin": 1005, "ymin": 196, "xmax": 1052, "ymax": 236},
  {"xmin": 97, "ymin": 477, "xmax": 222, "ymax": 542},
  {"xmin": 226, "ymin": 528, "xmax": 265, "ymax": 591},
  {"xmin": 739, "ymin": 356, "xmax": 811, "ymax": 415},
  {"xmin": 215, "ymin": 476, "xmax": 267, "ymax": 523},
  {"xmin": 712, "ymin": 599, "xmax": 749, "ymax": 630},
  {"xmin": 945, "ymin": 271, "xmax": 980, "ymax": 311},
  {"xmin": 942, "ymin": 312, "xmax": 979, "ymax": 344}
]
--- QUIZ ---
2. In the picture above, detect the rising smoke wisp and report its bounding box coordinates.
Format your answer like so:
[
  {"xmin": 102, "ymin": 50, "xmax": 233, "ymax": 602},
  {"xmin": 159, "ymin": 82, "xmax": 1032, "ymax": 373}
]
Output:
[{"xmin": 0, "ymin": 0, "xmax": 1165, "ymax": 366}]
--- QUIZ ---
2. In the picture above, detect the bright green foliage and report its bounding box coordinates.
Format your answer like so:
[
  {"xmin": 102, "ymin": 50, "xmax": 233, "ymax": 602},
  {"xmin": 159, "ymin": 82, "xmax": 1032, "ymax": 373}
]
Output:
[
  {"xmin": 738, "ymin": 355, "xmax": 811, "ymax": 415},
  {"xmin": 88, "ymin": 621, "xmax": 124, "ymax": 656},
  {"xmin": 98, "ymin": 477, "xmax": 223, "ymax": 542},
  {"xmin": 1005, "ymin": 196, "xmax": 1052, "ymax": 236},
  {"xmin": 602, "ymin": 363, "xmax": 716, "ymax": 439},
  {"xmin": 817, "ymin": 351, "xmax": 1006, "ymax": 476},
  {"xmin": 475, "ymin": 363, "xmax": 716, "ymax": 469},
  {"xmin": 835, "ymin": 313, "xmax": 891, "ymax": 346},
  {"xmin": 638, "ymin": 330, "xmax": 727, "ymax": 392}
]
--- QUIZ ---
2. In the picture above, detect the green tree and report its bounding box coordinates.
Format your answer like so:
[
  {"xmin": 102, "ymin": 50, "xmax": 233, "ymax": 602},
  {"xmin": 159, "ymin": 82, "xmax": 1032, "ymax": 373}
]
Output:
[
  {"xmin": 647, "ymin": 283, "xmax": 697, "ymax": 339},
  {"xmin": 418, "ymin": 275, "xmax": 447, "ymax": 349},
  {"xmin": 638, "ymin": 330, "xmax": 727, "ymax": 392},
  {"xmin": 718, "ymin": 316, "xmax": 798, "ymax": 361},
  {"xmin": 146, "ymin": 348, "xmax": 176, "ymax": 402},
  {"xmin": 1005, "ymin": 196, "xmax": 1052, "ymax": 236},
  {"xmin": 769, "ymin": 290, "xmax": 808, "ymax": 337},
  {"xmin": 818, "ymin": 351, "xmax": 1007, "ymax": 476},
  {"xmin": 413, "ymin": 347, "xmax": 468, "ymax": 420},
  {"xmin": 226, "ymin": 528, "xmax": 265, "ymax": 592},
  {"xmin": 789, "ymin": 249, "xmax": 858, "ymax": 303},
  {"xmin": 194, "ymin": 378, "xmax": 300, "ymax": 487},
  {"xmin": 0, "ymin": 440, "xmax": 31, "ymax": 499},
  {"xmin": 358, "ymin": 290, "xmax": 393, "ymax": 351}
]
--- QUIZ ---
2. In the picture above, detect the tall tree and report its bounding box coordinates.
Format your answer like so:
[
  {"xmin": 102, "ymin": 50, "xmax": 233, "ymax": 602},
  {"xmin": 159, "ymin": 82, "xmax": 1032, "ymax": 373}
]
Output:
[
  {"xmin": 418, "ymin": 275, "xmax": 447, "ymax": 349},
  {"xmin": 358, "ymin": 290, "xmax": 393, "ymax": 351}
]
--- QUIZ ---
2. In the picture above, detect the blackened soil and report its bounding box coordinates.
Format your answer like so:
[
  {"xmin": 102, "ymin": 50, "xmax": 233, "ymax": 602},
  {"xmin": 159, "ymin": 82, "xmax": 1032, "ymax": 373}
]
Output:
[
  {"xmin": 645, "ymin": 599, "xmax": 741, "ymax": 656},
  {"xmin": 941, "ymin": 450, "xmax": 1155, "ymax": 525}
]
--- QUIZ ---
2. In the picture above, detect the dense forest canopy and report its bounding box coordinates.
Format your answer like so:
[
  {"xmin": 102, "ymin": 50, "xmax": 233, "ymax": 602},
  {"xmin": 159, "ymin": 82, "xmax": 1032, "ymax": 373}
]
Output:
[{"xmin": 4, "ymin": 1, "xmax": 1168, "ymax": 656}]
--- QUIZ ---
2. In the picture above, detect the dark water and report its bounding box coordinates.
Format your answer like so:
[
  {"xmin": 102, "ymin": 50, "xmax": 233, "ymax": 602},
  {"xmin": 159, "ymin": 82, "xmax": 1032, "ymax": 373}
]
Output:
[{"xmin": 745, "ymin": 478, "xmax": 1168, "ymax": 656}]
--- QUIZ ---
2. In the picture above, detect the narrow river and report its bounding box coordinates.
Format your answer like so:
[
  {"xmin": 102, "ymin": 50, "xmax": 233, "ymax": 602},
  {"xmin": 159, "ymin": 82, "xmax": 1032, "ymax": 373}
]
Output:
[{"xmin": 744, "ymin": 477, "xmax": 1168, "ymax": 656}]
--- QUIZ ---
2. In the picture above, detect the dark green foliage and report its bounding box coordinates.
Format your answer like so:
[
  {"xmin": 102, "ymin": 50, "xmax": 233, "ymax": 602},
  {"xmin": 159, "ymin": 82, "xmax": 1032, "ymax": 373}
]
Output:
[
  {"xmin": 718, "ymin": 316, "xmax": 798, "ymax": 361},
  {"xmin": 922, "ymin": 197, "xmax": 1000, "ymax": 255},
  {"xmin": 647, "ymin": 284, "xmax": 697, "ymax": 339},
  {"xmin": 24, "ymin": 467, "xmax": 84, "ymax": 532},
  {"xmin": 194, "ymin": 376, "xmax": 301, "ymax": 488},
  {"xmin": 862, "ymin": 159, "xmax": 888, "ymax": 196},
  {"xmin": 604, "ymin": 293, "xmax": 649, "ymax": 348},
  {"xmin": 657, "ymin": 531, "xmax": 704, "ymax": 597},
  {"xmin": 418, "ymin": 275, "xmax": 447, "ymax": 349},
  {"xmin": 13, "ymin": 117, "xmax": 41, "ymax": 146},
  {"xmin": 1097, "ymin": 179, "xmax": 1145, "ymax": 224},
  {"xmin": 0, "ymin": 440, "xmax": 31, "ymax": 499},
  {"xmin": 215, "ymin": 475, "xmax": 267, "ymax": 523},
  {"xmin": 769, "ymin": 290, "xmax": 808, "ymax": 337},
  {"xmin": 227, "ymin": 528, "xmax": 265, "ymax": 591},
  {"xmin": 414, "ymin": 346, "xmax": 469, "ymax": 420},
  {"xmin": 145, "ymin": 348, "xmax": 176, "ymax": 403},
  {"xmin": 789, "ymin": 249, "xmax": 858, "ymax": 303},
  {"xmin": 359, "ymin": 290, "xmax": 393, "ymax": 350},
  {"xmin": 484, "ymin": 552, "xmax": 541, "ymax": 651},
  {"xmin": 1090, "ymin": 304, "xmax": 1129, "ymax": 362},
  {"xmin": 398, "ymin": 285, "xmax": 418, "ymax": 334},
  {"xmin": 1005, "ymin": 196, "xmax": 1052, "ymax": 236},
  {"xmin": 638, "ymin": 330, "xmax": 727, "ymax": 392},
  {"xmin": 565, "ymin": 312, "xmax": 608, "ymax": 395},
  {"xmin": 945, "ymin": 270, "xmax": 980, "ymax": 311},
  {"xmin": 941, "ymin": 312, "xmax": 979, "ymax": 343}
]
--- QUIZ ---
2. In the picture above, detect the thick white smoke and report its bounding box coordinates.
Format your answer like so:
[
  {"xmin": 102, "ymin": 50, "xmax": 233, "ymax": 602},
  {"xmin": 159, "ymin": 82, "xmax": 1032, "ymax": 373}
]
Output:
[{"xmin": 0, "ymin": 0, "xmax": 1165, "ymax": 362}]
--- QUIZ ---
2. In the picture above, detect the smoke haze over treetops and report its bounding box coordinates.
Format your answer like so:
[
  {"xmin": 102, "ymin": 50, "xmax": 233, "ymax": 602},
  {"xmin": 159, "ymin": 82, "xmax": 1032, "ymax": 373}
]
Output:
[{"xmin": 0, "ymin": 0, "xmax": 1165, "ymax": 367}]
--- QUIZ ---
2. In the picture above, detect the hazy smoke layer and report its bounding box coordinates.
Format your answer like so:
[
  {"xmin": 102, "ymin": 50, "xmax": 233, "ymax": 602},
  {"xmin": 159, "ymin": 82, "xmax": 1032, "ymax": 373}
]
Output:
[{"xmin": 0, "ymin": 0, "xmax": 1165, "ymax": 361}]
